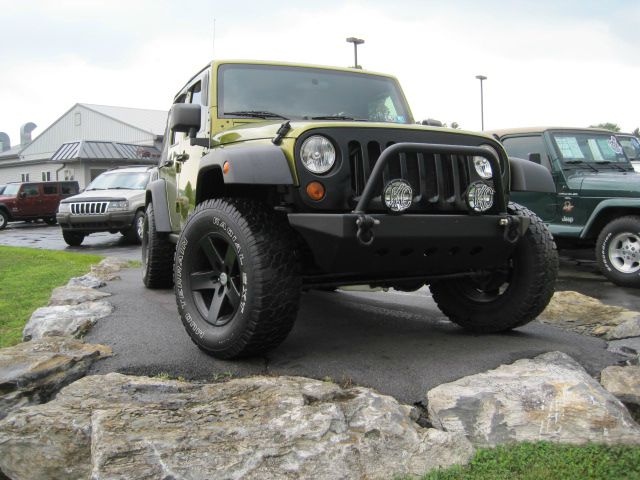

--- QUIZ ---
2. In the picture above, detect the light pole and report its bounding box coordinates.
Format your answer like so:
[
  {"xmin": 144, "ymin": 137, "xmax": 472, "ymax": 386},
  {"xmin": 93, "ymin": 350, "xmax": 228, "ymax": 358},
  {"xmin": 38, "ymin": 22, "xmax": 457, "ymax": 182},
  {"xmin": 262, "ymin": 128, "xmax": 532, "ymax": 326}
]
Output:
[
  {"xmin": 475, "ymin": 75, "xmax": 487, "ymax": 131},
  {"xmin": 346, "ymin": 37, "xmax": 364, "ymax": 69}
]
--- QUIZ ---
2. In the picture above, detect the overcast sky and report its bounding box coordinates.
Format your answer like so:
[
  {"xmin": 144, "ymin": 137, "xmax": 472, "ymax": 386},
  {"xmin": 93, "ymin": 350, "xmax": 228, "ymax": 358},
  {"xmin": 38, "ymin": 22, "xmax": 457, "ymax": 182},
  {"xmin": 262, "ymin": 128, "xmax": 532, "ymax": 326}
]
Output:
[{"xmin": 1, "ymin": 0, "xmax": 639, "ymax": 145}]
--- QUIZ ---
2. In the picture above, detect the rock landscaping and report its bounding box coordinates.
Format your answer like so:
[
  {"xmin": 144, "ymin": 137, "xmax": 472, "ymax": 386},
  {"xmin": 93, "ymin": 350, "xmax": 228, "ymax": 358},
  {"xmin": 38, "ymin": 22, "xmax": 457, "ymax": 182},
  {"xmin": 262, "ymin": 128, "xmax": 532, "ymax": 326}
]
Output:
[{"xmin": 1, "ymin": 263, "xmax": 640, "ymax": 479}]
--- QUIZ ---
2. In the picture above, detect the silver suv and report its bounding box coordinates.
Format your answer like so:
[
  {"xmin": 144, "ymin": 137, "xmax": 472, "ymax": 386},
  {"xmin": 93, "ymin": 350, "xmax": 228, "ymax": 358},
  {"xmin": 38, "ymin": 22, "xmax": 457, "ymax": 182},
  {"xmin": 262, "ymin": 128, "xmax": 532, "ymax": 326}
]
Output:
[{"xmin": 57, "ymin": 166, "xmax": 153, "ymax": 246}]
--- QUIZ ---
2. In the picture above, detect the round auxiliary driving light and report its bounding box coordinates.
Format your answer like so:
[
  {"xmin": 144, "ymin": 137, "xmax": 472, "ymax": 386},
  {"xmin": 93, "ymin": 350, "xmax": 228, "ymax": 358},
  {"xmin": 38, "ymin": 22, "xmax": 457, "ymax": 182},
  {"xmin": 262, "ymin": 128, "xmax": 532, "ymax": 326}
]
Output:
[
  {"xmin": 383, "ymin": 179, "xmax": 413, "ymax": 212},
  {"xmin": 300, "ymin": 135, "xmax": 336, "ymax": 174},
  {"xmin": 467, "ymin": 182, "xmax": 494, "ymax": 212},
  {"xmin": 473, "ymin": 156, "xmax": 493, "ymax": 179}
]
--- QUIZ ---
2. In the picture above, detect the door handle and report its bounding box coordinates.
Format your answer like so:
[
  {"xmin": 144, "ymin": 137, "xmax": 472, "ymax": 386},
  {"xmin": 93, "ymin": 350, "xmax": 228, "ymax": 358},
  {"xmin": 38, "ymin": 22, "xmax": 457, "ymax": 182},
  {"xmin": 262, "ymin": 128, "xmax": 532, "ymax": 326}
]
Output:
[{"xmin": 175, "ymin": 153, "xmax": 189, "ymax": 163}]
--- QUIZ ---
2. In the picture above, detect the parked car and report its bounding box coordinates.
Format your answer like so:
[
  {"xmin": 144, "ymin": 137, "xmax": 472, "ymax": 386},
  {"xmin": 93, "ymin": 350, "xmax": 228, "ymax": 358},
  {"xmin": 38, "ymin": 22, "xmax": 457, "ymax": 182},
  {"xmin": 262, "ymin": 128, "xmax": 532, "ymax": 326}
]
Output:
[
  {"xmin": 57, "ymin": 166, "xmax": 152, "ymax": 246},
  {"xmin": 490, "ymin": 127, "xmax": 640, "ymax": 287},
  {"xmin": 616, "ymin": 133, "xmax": 640, "ymax": 172},
  {"xmin": 0, "ymin": 181, "xmax": 79, "ymax": 230},
  {"xmin": 141, "ymin": 59, "xmax": 558, "ymax": 359}
]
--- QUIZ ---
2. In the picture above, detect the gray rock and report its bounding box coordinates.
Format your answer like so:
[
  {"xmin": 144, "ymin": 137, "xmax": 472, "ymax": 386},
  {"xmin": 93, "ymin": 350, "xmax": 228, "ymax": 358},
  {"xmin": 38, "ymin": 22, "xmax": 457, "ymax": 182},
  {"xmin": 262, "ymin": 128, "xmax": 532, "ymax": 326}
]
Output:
[
  {"xmin": 608, "ymin": 337, "xmax": 640, "ymax": 365},
  {"xmin": 22, "ymin": 301, "xmax": 114, "ymax": 341},
  {"xmin": 427, "ymin": 351, "xmax": 640, "ymax": 447},
  {"xmin": 49, "ymin": 286, "xmax": 111, "ymax": 306},
  {"xmin": 0, "ymin": 337, "xmax": 111, "ymax": 420},
  {"xmin": 606, "ymin": 318, "xmax": 640, "ymax": 340},
  {"xmin": 601, "ymin": 366, "xmax": 640, "ymax": 405},
  {"xmin": 0, "ymin": 374, "xmax": 473, "ymax": 480},
  {"xmin": 67, "ymin": 274, "xmax": 106, "ymax": 289},
  {"xmin": 89, "ymin": 257, "xmax": 130, "ymax": 281}
]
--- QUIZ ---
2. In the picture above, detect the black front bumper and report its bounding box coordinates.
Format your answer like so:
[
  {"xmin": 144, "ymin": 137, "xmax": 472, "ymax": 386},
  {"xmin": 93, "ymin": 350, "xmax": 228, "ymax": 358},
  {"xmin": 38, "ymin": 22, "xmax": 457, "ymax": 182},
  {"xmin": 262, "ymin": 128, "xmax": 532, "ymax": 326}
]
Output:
[
  {"xmin": 57, "ymin": 212, "xmax": 135, "ymax": 232},
  {"xmin": 289, "ymin": 213, "xmax": 526, "ymax": 276}
]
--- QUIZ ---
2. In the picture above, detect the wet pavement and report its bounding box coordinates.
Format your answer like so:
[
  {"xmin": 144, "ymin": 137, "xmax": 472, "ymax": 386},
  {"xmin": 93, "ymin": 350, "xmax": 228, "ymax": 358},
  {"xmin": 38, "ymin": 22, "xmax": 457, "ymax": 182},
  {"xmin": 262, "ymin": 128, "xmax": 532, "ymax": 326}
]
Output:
[{"xmin": 0, "ymin": 221, "xmax": 140, "ymax": 260}]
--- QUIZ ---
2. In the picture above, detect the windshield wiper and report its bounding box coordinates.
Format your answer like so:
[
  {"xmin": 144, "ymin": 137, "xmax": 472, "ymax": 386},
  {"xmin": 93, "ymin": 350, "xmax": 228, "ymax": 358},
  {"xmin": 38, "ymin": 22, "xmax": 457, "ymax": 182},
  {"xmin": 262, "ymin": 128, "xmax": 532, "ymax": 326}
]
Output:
[
  {"xmin": 310, "ymin": 115, "xmax": 368, "ymax": 121},
  {"xmin": 86, "ymin": 188, "xmax": 105, "ymax": 191},
  {"xmin": 595, "ymin": 161, "xmax": 629, "ymax": 172},
  {"xmin": 563, "ymin": 160, "xmax": 598, "ymax": 173},
  {"xmin": 224, "ymin": 110, "xmax": 288, "ymax": 119}
]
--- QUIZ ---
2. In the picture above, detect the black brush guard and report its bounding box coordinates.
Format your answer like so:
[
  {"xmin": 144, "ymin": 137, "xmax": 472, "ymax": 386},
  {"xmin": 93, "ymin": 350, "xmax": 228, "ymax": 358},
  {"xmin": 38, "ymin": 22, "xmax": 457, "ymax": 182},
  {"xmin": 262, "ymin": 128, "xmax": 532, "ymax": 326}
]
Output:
[{"xmin": 288, "ymin": 142, "xmax": 528, "ymax": 281}]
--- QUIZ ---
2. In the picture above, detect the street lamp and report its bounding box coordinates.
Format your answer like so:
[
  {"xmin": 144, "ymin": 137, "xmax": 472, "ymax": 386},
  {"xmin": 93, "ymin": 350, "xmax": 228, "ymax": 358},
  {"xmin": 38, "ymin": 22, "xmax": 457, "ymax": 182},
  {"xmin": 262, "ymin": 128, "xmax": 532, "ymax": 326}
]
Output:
[
  {"xmin": 475, "ymin": 75, "xmax": 487, "ymax": 131},
  {"xmin": 346, "ymin": 37, "xmax": 364, "ymax": 69}
]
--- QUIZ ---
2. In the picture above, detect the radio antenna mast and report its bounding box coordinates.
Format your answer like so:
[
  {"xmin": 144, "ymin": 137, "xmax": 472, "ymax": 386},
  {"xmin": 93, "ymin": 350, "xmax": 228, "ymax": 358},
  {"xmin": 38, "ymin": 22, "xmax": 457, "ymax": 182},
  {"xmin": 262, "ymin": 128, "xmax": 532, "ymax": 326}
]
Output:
[{"xmin": 212, "ymin": 18, "xmax": 217, "ymax": 58}]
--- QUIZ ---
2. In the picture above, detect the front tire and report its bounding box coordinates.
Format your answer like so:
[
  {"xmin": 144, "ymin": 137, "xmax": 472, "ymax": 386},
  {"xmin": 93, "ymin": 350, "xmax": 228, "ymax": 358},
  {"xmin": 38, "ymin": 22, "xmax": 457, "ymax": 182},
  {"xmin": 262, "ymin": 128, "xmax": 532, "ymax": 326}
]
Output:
[
  {"xmin": 142, "ymin": 203, "xmax": 175, "ymax": 289},
  {"xmin": 174, "ymin": 198, "xmax": 301, "ymax": 359},
  {"xmin": 430, "ymin": 203, "xmax": 558, "ymax": 333},
  {"xmin": 62, "ymin": 230, "xmax": 85, "ymax": 246},
  {"xmin": 124, "ymin": 211, "xmax": 145, "ymax": 244},
  {"xmin": 596, "ymin": 216, "xmax": 640, "ymax": 288}
]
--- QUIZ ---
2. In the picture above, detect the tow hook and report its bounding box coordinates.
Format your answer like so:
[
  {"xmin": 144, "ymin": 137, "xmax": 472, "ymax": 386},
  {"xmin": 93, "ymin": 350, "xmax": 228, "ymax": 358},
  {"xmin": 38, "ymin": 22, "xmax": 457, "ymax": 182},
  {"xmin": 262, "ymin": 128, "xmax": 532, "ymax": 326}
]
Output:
[
  {"xmin": 499, "ymin": 216, "xmax": 524, "ymax": 244},
  {"xmin": 356, "ymin": 214, "xmax": 380, "ymax": 247}
]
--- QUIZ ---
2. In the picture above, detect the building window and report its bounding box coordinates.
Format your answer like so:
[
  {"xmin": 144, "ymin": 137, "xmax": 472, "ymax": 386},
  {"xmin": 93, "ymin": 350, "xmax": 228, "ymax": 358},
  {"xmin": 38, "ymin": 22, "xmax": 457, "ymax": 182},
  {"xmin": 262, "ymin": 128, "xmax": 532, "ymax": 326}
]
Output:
[
  {"xmin": 64, "ymin": 169, "xmax": 74, "ymax": 181},
  {"xmin": 21, "ymin": 173, "xmax": 29, "ymax": 182},
  {"xmin": 41, "ymin": 171, "xmax": 51, "ymax": 181},
  {"xmin": 74, "ymin": 112, "xmax": 82, "ymax": 126}
]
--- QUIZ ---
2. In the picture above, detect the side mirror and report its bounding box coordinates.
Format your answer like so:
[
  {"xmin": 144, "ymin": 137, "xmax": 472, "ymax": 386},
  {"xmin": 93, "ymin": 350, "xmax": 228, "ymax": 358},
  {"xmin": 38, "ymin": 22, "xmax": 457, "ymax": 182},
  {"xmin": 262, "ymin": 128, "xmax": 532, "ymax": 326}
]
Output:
[
  {"xmin": 528, "ymin": 153, "xmax": 542, "ymax": 164},
  {"xmin": 170, "ymin": 103, "xmax": 201, "ymax": 137},
  {"xmin": 19, "ymin": 192, "xmax": 26, "ymax": 199}
]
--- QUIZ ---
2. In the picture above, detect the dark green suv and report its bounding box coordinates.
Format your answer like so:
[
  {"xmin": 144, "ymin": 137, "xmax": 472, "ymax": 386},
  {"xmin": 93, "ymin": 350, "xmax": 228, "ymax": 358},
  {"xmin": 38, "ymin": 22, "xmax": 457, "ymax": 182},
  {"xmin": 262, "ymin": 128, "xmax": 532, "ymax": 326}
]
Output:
[
  {"xmin": 491, "ymin": 127, "xmax": 640, "ymax": 287},
  {"xmin": 142, "ymin": 60, "xmax": 558, "ymax": 359}
]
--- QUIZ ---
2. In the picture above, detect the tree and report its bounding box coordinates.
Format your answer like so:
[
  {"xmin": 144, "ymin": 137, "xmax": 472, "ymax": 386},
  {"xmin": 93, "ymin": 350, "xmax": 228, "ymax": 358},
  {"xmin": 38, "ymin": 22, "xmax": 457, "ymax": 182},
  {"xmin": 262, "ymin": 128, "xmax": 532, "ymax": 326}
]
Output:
[{"xmin": 589, "ymin": 122, "xmax": 621, "ymax": 132}]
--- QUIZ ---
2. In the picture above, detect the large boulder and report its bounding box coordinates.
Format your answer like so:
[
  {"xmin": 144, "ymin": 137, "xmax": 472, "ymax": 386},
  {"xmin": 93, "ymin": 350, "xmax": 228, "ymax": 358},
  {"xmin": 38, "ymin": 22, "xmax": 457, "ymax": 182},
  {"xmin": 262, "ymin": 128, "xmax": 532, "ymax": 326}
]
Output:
[
  {"xmin": 427, "ymin": 352, "xmax": 640, "ymax": 447},
  {"xmin": 0, "ymin": 337, "xmax": 111, "ymax": 420},
  {"xmin": 22, "ymin": 300, "xmax": 113, "ymax": 341},
  {"xmin": 539, "ymin": 291, "xmax": 640, "ymax": 338},
  {"xmin": 601, "ymin": 366, "xmax": 640, "ymax": 406},
  {"xmin": 48, "ymin": 285, "xmax": 111, "ymax": 306},
  {"xmin": 88, "ymin": 257, "xmax": 130, "ymax": 281},
  {"xmin": 0, "ymin": 374, "xmax": 473, "ymax": 480}
]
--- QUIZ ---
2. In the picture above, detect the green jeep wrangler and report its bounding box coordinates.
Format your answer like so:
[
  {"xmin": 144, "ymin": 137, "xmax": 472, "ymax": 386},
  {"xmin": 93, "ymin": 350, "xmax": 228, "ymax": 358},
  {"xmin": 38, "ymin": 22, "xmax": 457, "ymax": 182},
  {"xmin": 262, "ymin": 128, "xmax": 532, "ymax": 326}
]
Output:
[
  {"xmin": 491, "ymin": 127, "xmax": 640, "ymax": 287},
  {"xmin": 142, "ymin": 60, "xmax": 558, "ymax": 359}
]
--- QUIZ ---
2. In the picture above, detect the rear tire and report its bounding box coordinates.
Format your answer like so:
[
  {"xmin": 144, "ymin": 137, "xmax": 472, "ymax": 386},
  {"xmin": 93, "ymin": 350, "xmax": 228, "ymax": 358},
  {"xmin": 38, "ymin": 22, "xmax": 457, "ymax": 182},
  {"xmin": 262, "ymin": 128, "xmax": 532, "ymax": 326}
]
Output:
[
  {"xmin": 596, "ymin": 216, "xmax": 640, "ymax": 288},
  {"xmin": 62, "ymin": 230, "xmax": 85, "ymax": 246},
  {"xmin": 430, "ymin": 203, "xmax": 558, "ymax": 333},
  {"xmin": 142, "ymin": 203, "xmax": 175, "ymax": 289},
  {"xmin": 44, "ymin": 216, "xmax": 57, "ymax": 225},
  {"xmin": 0, "ymin": 210, "xmax": 7, "ymax": 230},
  {"xmin": 175, "ymin": 198, "xmax": 301, "ymax": 359}
]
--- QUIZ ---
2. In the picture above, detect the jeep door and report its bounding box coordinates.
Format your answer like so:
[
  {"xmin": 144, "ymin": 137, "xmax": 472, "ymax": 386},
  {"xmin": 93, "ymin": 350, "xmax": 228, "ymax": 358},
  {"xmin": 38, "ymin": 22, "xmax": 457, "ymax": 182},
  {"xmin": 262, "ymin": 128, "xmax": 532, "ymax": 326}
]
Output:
[
  {"xmin": 17, "ymin": 184, "xmax": 42, "ymax": 217},
  {"xmin": 42, "ymin": 183, "xmax": 60, "ymax": 215},
  {"xmin": 501, "ymin": 134, "xmax": 559, "ymax": 223},
  {"xmin": 164, "ymin": 69, "xmax": 210, "ymax": 229}
]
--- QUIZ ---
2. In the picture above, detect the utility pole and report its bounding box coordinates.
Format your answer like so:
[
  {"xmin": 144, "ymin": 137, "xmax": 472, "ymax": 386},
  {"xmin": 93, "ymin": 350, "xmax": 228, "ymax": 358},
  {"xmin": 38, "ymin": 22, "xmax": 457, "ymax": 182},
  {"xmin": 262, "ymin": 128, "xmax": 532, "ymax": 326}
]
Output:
[
  {"xmin": 475, "ymin": 75, "xmax": 487, "ymax": 131},
  {"xmin": 346, "ymin": 37, "xmax": 365, "ymax": 69}
]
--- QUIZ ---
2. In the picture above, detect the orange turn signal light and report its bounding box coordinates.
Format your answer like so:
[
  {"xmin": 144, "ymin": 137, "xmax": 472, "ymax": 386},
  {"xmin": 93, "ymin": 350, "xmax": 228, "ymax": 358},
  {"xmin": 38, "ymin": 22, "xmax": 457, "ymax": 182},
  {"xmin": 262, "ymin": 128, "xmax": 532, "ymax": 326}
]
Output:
[
  {"xmin": 306, "ymin": 181, "xmax": 325, "ymax": 201},
  {"xmin": 223, "ymin": 161, "xmax": 230, "ymax": 174}
]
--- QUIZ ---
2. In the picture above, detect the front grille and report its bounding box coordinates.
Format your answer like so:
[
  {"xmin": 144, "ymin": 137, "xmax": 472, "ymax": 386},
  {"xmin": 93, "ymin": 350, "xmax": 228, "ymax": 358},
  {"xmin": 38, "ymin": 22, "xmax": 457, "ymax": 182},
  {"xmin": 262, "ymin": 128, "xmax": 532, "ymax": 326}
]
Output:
[
  {"xmin": 348, "ymin": 140, "xmax": 470, "ymax": 211},
  {"xmin": 69, "ymin": 202, "xmax": 109, "ymax": 215}
]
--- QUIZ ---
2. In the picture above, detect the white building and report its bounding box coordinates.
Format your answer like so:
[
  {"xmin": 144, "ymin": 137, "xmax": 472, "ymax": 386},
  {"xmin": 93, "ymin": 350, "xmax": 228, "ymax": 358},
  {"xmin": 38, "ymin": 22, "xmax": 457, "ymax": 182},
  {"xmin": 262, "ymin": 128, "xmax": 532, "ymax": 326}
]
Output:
[{"xmin": 0, "ymin": 103, "xmax": 167, "ymax": 188}]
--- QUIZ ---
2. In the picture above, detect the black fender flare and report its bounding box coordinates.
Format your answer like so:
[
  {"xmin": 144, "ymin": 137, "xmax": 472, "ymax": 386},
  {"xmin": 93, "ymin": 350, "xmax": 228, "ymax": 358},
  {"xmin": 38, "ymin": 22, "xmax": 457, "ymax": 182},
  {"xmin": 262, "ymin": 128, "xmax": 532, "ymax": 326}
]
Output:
[
  {"xmin": 0, "ymin": 203, "xmax": 11, "ymax": 219},
  {"xmin": 509, "ymin": 157, "xmax": 556, "ymax": 193},
  {"xmin": 199, "ymin": 144, "xmax": 295, "ymax": 185},
  {"xmin": 145, "ymin": 179, "xmax": 173, "ymax": 232}
]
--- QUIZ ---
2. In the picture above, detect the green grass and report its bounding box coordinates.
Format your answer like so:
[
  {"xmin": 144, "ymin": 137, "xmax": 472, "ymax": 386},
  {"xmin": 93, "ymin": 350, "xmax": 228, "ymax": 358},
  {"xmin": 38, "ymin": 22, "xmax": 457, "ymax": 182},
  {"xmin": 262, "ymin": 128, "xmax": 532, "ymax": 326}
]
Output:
[
  {"xmin": 420, "ymin": 442, "xmax": 640, "ymax": 480},
  {"xmin": 0, "ymin": 246, "xmax": 102, "ymax": 348}
]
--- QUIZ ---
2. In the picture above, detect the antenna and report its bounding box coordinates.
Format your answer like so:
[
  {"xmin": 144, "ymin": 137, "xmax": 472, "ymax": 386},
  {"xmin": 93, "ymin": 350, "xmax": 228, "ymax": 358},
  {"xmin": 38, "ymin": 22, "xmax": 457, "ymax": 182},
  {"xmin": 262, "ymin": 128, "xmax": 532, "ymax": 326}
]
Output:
[{"xmin": 212, "ymin": 18, "xmax": 217, "ymax": 58}]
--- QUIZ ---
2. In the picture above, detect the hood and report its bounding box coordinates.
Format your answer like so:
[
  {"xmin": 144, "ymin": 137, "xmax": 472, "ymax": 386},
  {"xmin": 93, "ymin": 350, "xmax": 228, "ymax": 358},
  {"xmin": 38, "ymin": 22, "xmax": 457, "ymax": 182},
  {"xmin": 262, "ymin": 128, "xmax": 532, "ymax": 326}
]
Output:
[
  {"xmin": 567, "ymin": 170, "xmax": 640, "ymax": 196},
  {"xmin": 213, "ymin": 120, "xmax": 493, "ymax": 146},
  {"xmin": 61, "ymin": 188, "xmax": 145, "ymax": 203},
  {"xmin": 0, "ymin": 194, "xmax": 16, "ymax": 202}
]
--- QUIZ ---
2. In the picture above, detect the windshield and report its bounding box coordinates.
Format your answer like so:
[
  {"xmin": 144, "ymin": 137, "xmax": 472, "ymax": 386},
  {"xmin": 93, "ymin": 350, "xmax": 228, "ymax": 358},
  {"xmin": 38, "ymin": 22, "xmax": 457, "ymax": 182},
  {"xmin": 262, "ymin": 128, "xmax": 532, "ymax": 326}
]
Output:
[
  {"xmin": 218, "ymin": 64, "xmax": 412, "ymax": 124},
  {"xmin": 86, "ymin": 171, "xmax": 149, "ymax": 191},
  {"xmin": 618, "ymin": 136, "xmax": 640, "ymax": 161},
  {"xmin": 2, "ymin": 184, "xmax": 19, "ymax": 196},
  {"xmin": 551, "ymin": 132, "xmax": 629, "ymax": 164}
]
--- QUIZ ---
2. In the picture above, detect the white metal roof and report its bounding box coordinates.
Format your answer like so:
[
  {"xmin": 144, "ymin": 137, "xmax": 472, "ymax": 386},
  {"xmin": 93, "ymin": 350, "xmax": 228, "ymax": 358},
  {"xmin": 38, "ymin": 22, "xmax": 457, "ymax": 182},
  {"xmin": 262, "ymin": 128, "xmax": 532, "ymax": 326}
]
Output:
[{"xmin": 80, "ymin": 104, "xmax": 168, "ymax": 136}]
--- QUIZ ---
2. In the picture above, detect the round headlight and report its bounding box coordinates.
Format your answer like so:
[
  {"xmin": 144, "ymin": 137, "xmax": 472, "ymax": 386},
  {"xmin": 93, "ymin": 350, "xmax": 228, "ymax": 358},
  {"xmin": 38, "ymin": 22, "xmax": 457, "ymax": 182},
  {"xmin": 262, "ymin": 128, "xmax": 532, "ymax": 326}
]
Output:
[
  {"xmin": 300, "ymin": 136, "xmax": 336, "ymax": 174},
  {"xmin": 467, "ymin": 182, "xmax": 494, "ymax": 212}
]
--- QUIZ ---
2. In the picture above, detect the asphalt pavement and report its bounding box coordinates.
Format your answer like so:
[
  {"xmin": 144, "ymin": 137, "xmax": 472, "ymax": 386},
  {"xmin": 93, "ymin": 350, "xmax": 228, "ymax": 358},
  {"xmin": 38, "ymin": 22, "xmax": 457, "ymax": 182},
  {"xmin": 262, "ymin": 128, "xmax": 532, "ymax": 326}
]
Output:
[{"xmin": 1, "ymin": 221, "xmax": 634, "ymax": 405}]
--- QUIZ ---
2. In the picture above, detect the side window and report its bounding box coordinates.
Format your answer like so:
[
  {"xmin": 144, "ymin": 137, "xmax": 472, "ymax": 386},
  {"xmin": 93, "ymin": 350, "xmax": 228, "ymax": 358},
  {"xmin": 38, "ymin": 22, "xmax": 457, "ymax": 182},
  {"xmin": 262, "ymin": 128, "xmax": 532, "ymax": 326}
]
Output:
[
  {"xmin": 189, "ymin": 81, "xmax": 202, "ymax": 106},
  {"xmin": 43, "ymin": 184, "xmax": 58, "ymax": 195},
  {"xmin": 23, "ymin": 184, "xmax": 40, "ymax": 196},
  {"xmin": 502, "ymin": 135, "xmax": 551, "ymax": 170},
  {"xmin": 61, "ymin": 182, "xmax": 78, "ymax": 195}
]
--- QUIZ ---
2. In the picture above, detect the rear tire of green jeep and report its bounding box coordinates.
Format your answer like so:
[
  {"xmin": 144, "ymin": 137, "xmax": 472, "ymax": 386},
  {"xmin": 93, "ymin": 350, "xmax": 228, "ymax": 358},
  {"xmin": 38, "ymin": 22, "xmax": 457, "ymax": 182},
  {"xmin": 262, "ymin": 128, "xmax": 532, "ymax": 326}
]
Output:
[
  {"xmin": 174, "ymin": 198, "xmax": 301, "ymax": 359},
  {"xmin": 62, "ymin": 230, "xmax": 85, "ymax": 246},
  {"xmin": 430, "ymin": 203, "xmax": 558, "ymax": 333},
  {"xmin": 142, "ymin": 203, "xmax": 175, "ymax": 289},
  {"xmin": 596, "ymin": 216, "xmax": 640, "ymax": 288}
]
